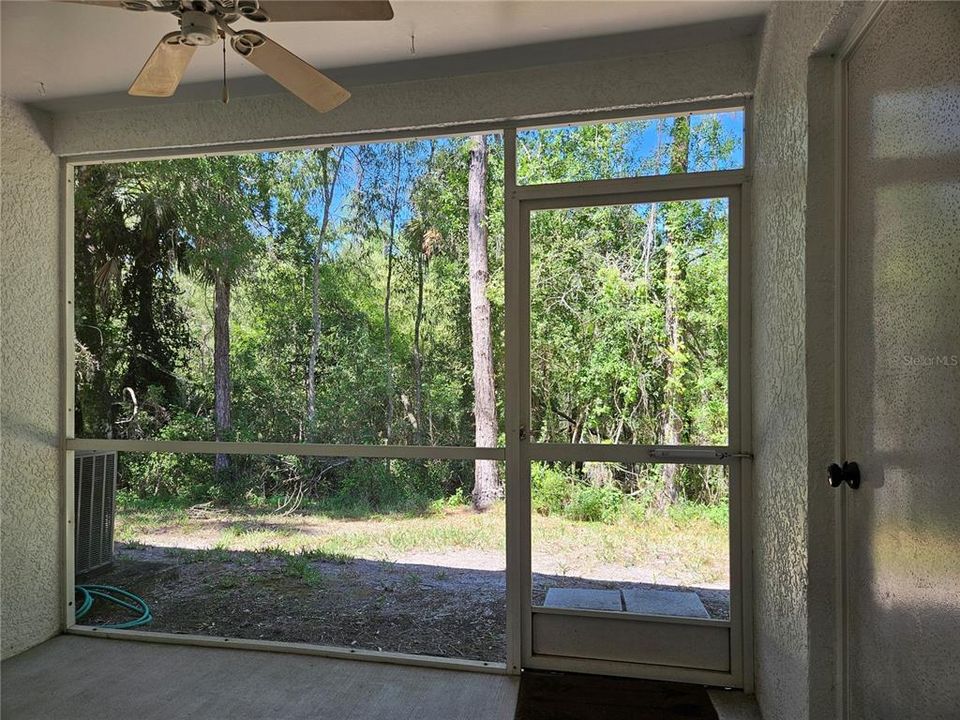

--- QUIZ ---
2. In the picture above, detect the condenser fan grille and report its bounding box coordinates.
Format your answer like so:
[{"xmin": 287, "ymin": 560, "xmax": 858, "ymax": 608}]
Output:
[{"xmin": 74, "ymin": 451, "xmax": 117, "ymax": 576}]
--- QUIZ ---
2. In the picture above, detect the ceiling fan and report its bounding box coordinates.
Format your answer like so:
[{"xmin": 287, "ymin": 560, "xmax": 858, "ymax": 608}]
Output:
[{"xmin": 63, "ymin": 1, "xmax": 394, "ymax": 112}]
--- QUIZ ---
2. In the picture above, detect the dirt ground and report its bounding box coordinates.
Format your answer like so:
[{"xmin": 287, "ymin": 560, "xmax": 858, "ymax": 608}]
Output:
[{"xmin": 81, "ymin": 541, "xmax": 729, "ymax": 663}]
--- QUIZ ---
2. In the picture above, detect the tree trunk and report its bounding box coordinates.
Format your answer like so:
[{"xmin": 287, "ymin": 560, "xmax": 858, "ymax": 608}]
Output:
[
  {"xmin": 213, "ymin": 268, "xmax": 232, "ymax": 475},
  {"xmin": 641, "ymin": 202, "xmax": 658, "ymax": 284},
  {"xmin": 384, "ymin": 240, "xmax": 395, "ymax": 443},
  {"xmin": 382, "ymin": 150, "xmax": 404, "ymax": 444},
  {"xmin": 307, "ymin": 248, "xmax": 320, "ymax": 434},
  {"xmin": 410, "ymin": 142, "xmax": 436, "ymax": 445},
  {"xmin": 411, "ymin": 249, "xmax": 425, "ymax": 444},
  {"xmin": 657, "ymin": 115, "xmax": 690, "ymax": 508},
  {"xmin": 306, "ymin": 148, "xmax": 342, "ymax": 441},
  {"xmin": 467, "ymin": 134, "xmax": 500, "ymax": 510}
]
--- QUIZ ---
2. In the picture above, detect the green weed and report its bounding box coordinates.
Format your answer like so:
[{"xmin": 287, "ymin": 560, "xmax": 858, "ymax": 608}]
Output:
[{"xmin": 282, "ymin": 556, "xmax": 324, "ymax": 587}]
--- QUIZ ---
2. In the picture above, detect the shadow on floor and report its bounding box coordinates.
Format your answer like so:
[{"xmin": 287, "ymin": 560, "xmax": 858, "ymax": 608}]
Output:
[
  {"xmin": 77, "ymin": 543, "xmax": 729, "ymax": 663},
  {"xmin": 515, "ymin": 670, "xmax": 718, "ymax": 720}
]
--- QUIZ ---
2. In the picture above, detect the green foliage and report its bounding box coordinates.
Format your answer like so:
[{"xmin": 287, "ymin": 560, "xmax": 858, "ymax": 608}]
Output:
[
  {"xmin": 76, "ymin": 115, "xmax": 741, "ymax": 513},
  {"xmin": 428, "ymin": 487, "xmax": 471, "ymax": 515},
  {"xmin": 564, "ymin": 484, "xmax": 623, "ymax": 524},
  {"xmin": 531, "ymin": 463, "xmax": 570, "ymax": 516}
]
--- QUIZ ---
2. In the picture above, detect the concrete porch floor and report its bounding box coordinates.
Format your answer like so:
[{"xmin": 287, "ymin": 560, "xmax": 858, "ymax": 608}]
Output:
[
  {"xmin": 1, "ymin": 635, "xmax": 764, "ymax": 719},
  {"xmin": 1, "ymin": 635, "xmax": 518, "ymax": 720}
]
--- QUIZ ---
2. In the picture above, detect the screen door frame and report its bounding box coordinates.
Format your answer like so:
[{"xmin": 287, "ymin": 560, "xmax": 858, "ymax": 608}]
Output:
[{"xmin": 502, "ymin": 140, "xmax": 753, "ymax": 687}]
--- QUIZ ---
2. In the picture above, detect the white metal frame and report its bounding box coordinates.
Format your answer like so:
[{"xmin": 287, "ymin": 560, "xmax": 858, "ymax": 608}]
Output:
[
  {"xmin": 60, "ymin": 98, "xmax": 752, "ymax": 683},
  {"xmin": 506, "ymin": 167, "xmax": 751, "ymax": 687}
]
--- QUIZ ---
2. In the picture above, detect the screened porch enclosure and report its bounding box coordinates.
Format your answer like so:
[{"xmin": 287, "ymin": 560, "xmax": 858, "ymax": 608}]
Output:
[{"xmin": 66, "ymin": 106, "xmax": 750, "ymax": 684}]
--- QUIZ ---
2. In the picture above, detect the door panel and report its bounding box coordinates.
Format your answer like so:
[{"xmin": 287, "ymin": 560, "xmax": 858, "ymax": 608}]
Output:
[
  {"xmin": 531, "ymin": 611, "xmax": 730, "ymax": 671},
  {"xmin": 843, "ymin": 3, "xmax": 960, "ymax": 717}
]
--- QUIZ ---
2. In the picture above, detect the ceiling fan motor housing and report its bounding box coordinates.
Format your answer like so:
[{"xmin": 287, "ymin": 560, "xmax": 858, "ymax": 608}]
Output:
[{"xmin": 180, "ymin": 10, "xmax": 219, "ymax": 46}]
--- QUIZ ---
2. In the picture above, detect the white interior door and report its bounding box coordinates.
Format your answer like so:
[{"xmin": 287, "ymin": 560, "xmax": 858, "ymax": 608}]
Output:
[{"xmin": 839, "ymin": 3, "xmax": 960, "ymax": 717}]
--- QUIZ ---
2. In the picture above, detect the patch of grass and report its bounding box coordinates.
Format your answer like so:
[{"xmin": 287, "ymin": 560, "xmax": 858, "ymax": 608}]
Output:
[
  {"xmin": 667, "ymin": 501, "xmax": 729, "ymax": 527},
  {"xmin": 165, "ymin": 547, "xmax": 232, "ymax": 564},
  {"xmin": 120, "ymin": 495, "xmax": 729, "ymax": 590},
  {"xmin": 213, "ymin": 575, "xmax": 240, "ymax": 590},
  {"xmin": 300, "ymin": 547, "xmax": 352, "ymax": 565},
  {"xmin": 218, "ymin": 527, "xmax": 295, "ymax": 552},
  {"xmin": 113, "ymin": 495, "xmax": 194, "ymax": 545},
  {"xmin": 282, "ymin": 556, "xmax": 324, "ymax": 587}
]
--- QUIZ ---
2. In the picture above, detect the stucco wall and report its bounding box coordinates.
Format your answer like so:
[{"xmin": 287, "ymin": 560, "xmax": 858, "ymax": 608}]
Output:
[
  {"xmin": 51, "ymin": 36, "xmax": 757, "ymax": 157},
  {"xmin": 0, "ymin": 97, "xmax": 62, "ymax": 659},
  {"xmin": 750, "ymin": 3, "xmax": 845, "ymax": 718}
]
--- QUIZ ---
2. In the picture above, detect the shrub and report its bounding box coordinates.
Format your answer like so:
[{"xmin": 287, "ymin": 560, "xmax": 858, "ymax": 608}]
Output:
[
  {"xmin": 531, "ymin": 463, "xmax": 570, "ymax": 515},
  {"xmin": 428, "ymin": 486, "xmax": 471, "ymax": 515},
  {"xmin": 565, "ymin": 484, "xmax": 623, "ymax": 524}
]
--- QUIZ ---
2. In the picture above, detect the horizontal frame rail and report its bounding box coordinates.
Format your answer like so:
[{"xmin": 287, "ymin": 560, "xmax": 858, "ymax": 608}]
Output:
[
  {"xmin": 66, "ymin": 438, "xmax": 505, "ymax": 461},
  {"xmin": 531, "ymin": 605, "xmax": 730, "ymax": 628},
  {"xmin": 67, "ymin": 627, "xmax": 507, "ymax": 674},
  {"xmin": 514, "ymin": 170, "xmax": 747, "ymax": 202},
  {"xmin": 525, "ymin": 443, "xmax": 746, "ymax": 464},
  {"xmin": 524, "ymin": 654, "xmax": 737, "ymax": 687}
]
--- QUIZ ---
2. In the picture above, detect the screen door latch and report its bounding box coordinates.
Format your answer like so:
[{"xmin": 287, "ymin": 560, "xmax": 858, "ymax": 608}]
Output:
[{"xmin": 827, "ymin": 461, "xmax": 861, "ymax": 489}]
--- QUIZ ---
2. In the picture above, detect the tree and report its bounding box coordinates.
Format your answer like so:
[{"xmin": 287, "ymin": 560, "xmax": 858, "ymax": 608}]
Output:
[
  {"xmin": 657, "ymin": 115, "xmax": 691, "ymax": 507},
  {"xmin": 348, "ymin": 143, "xmax": 415, "ymax": 444},
  {"xmin": 467, "ymin": 134, "xmax": 500, "ymax": 510},
  {"xmin": 74, "ymin": 116, "xmax": 738, "ymax": 510},
  {"xmin": 73, "ymin": 163, "xmax": 191, "ymax": 439},
  {"xmin": 272, "ymin": 148, "xmax": 346, "ymax": 438},
  {"xmin": 162, "ymin": 155, "xmax": 271, "ymax": 476}
]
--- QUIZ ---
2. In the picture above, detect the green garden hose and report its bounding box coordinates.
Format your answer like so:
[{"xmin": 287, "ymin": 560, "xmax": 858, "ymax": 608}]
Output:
[{"xmin": 75, "ymin": 584, "xmax": 153, "ymax": 629}]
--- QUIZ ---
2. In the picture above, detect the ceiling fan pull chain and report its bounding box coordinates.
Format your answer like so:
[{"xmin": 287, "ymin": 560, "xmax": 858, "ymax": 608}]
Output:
[{"xmin": 222, "ymin": 34, "xmax": 229, "ymax": 105}]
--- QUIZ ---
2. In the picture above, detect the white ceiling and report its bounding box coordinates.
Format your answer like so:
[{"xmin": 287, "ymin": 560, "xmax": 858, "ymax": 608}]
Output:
[{"xmin": 1, "ymin": 0, "xmax": 768, "ymax": 105}]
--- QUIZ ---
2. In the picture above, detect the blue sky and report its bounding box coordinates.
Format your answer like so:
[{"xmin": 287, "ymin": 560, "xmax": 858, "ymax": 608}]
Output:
[{"xmin": 284, "ymin": 110, "xmax": 744, "ymax": 236}]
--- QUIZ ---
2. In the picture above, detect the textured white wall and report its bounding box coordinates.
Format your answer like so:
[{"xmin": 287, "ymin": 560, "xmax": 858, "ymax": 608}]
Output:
[
  {"xmin": 0, "ymin": 97, "xmax": 62, "ymax": 659},
  {"xmin": 750, "ymin": 3, "xmax": 848, "ymax": 718},
  {"xmin": 52, "ymin": 36, "xmax": 757, "ymax": 157}
]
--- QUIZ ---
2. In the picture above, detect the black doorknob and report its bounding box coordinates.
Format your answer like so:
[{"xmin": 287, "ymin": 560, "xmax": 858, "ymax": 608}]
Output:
[
  {"xmin": 842, "ymin": 461, "xmax": 860, "ymax": 489},
  {"xmin": 827, "ymin": 463, "xmax": 844, "ymax": 488},
  {"xmin": 827, "ymin": 461, "xmax": 860, "ymax": 489}
]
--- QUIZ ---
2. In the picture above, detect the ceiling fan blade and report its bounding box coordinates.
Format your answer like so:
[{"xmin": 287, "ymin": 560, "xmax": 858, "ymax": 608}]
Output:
[
  {"xmin": 57, "ymin": 1, "xmax": 128, "ymax": 7},
  {"xmin": 249, "ymin": 1, "xmax": 393, "ymax": 22},
  {"xmin": 128, "ymin": 33, "xmax": 197, "ymax": 97},
  {"xmin": 231, "ymin": 31, "xmax": 350, "ymax": 113}
]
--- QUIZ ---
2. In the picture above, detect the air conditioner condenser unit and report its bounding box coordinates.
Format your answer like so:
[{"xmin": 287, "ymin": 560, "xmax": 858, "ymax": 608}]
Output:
[{"xmin": 74, "ymin": 450, "xmax": 117, "ymax": 576}]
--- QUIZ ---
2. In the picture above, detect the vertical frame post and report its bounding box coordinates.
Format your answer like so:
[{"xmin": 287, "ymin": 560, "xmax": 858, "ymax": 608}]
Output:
[
  {"xmin": 738, "ymin": 96, "xmax": 756, "ymax": 693},
  {"xmin": 61, "ymin": 160, "xmax": 77, "ymax": 629},
  {"xmin": 503, "ymin": 126, "xmax": 525, "ymax": 674}
]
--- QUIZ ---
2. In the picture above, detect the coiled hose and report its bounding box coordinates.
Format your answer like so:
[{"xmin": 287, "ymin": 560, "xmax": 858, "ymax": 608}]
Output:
[{"xmin": 75, "ymin": 584, "xmax": 152, "ymax": 629}]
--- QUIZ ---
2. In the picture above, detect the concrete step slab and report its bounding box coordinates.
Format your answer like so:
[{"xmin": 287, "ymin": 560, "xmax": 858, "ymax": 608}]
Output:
[
  {"xmin": 621, "ymin": 588, "xmax": 709, "ymax": 618},
  {"xmin": 543, "ymin": 588, "xmax": 623, "ymax": 611}
]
